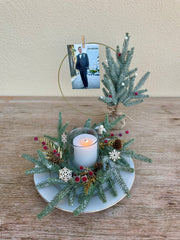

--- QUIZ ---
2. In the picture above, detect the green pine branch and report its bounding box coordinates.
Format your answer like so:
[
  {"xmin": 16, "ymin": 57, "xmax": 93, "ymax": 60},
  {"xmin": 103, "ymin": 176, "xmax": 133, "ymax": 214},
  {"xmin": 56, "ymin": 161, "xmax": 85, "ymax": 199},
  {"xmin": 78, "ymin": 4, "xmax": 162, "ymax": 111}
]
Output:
[
  {"xmin": 57, "ymin": 112, "xmax": 69, "ymax": 144},
  {"xmin": 68, "ymin": 187, "xmax": 76, "ymax": 206},
  {"xmin": 121, "ymin": 33, "xmax": 130, "ymax": 63},
  {"xmin": 114, "ymin": 169, "xmax": 131, "ymax": 198},
  {"xmin": 114, "ymin": 161, "xmax": 134, "ymax": 173},
  {"xmin": 25, "ymin": 166, "xmax": 48, "ymax": 175},
  {"xmin": 118, "ymin": 156, "xmax": 130, "ymax": 167},
  {"xmin": 103, "ymin": 114, "xmax": 125, "ymax": 131},
  {"xmin": 37, "ymin": 150, "xmax": 61, "ymax": 172},
  {"xmin": 73, "ymin": 184, "xmax": 97, "ymax": 216},
  {"xmin": 124, "ymin": 99, "xmax": 144, "ymax": 107},
  {"xmin": 121, "ymin": 150, "xmax": 152, "ymax": 163},
  {"xmin": 108, "ymin": 177, "xmax": 118, "ymax": 197},
  {"xmin": 84, "ymin": 118, "xmax": 92, "ymax": 128},
  {"xmin": 102, "ymin": 87, "xmax": 109, "ymax": 97},
  {"xmin": 37, "ymin": 185, "xmax": 71, "ymax": 219},
  {"xmin": 97, "ymin": 184, "xmax": 107, "ymax": 203},
  {"xmin": 122, "ymin": 139, "xmax": 135, "ymax": 149},
  {"xmin": 134, "ymin": 72, "xmax": 150, "ymax": 92},
  {"xmin": 43, "ymin": 135, "xmax": 59, "ymax": 143},
  {"xmin": 36, "ymin": 178, "xmax": 65, "ymax": 188},
  {"xmin": 22, "ymin": 153, "xmax": 42, "ymax": 166},
  {"xmin": 127, "ymin": 68, "xmax": 138, "ymax": 76}
]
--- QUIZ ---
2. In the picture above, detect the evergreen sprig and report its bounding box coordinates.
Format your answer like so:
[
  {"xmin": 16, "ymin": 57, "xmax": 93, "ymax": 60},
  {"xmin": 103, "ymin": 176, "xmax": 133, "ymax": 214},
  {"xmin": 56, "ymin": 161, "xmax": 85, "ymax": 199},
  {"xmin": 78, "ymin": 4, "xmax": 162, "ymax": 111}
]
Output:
[
  {"xmin": 73, "ymin": 184, "xmax": 97, "ymax": 216},
  {"xmin": 36, "ymin": 178, "xmax": 65, "ymax": 189},
  {"xmin": 37, "ymin": 185, "xmax": 72, "ymax": 219},
  {"xmin": 103, "ymin": 114, "xmax": 125, "ymax": 131},
  {"xmin": 99, "ymin": 33, "xmax": 150, "ymax": 107}
]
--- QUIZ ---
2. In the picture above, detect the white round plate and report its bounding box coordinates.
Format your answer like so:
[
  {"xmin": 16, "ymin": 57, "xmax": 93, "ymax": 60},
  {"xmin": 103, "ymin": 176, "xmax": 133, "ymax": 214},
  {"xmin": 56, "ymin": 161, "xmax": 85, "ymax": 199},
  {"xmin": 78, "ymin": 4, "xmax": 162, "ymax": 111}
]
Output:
[{"xmin": 34, "ymin": 156, "xmax": 135, "ymax": 213}]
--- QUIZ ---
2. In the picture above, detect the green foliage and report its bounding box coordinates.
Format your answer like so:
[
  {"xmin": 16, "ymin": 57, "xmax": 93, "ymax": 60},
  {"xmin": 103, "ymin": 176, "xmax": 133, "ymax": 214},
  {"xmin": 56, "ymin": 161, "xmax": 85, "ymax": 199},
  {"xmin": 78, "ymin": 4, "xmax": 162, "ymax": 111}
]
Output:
[
  {"xmin": 115, "ymin": 162, "xmax": 134, "ymax": 173},
  {"xmin": 36, "ymin": 178, "xmax": 65, "ymax": 189},
  {"xmin": 25, "ymin": 167, "xmax": 47, "ymax": 175},
  {"xmin": 114, "ymin": 170, "xmax": 131, "ymax": 198},
  {"xmin": 84, "ymin": 118, "xmax": 92, "ymax": 128},
  {"xmin": 108, "ymin": 177, "xmax": 117, "ymax": 197},
  {"xmin": 37, "ymin": 185, "xmax": 71, "ymax": 219},
  {"xmin": 43, "ymin": 135, "xmax": 59, "ymax": 143},
  {"xmin": 44, "ymin": 112, "xmax": 68, "ymax": 147},
  {"xmin": 97, "ymin": 184, "xmax": 107, "ymax": 203},
  {"xmin": 22, "ymin": 153, "xmax": 42, "ymax": 166},
  {"xmin": 121, "ymin": 149, "xmax": 152, "ymax": 163},
  {"xmin": 37, "ymin": 150, "xmax": 61, "ymax": 173},
  {"xmin": 103, "ymin": 114, "xmax": 125, "ymax": 131},
  {"xmin": 68, "ymin": 187, "xmax": 76, "ymax": 206},
  {"xmin": 99, "ymin": 33, "xmax": 150, "ymax": 107},
  {"xmin": 122, "ymin": 139, "xmax": 135, "ymax": 149},
  {"xmin": 23, "ymin": 112, "xmax": 152, "ymax": 219},
  {"xmin": 118, "ymin": 156, "xmax": 130, "ymax": 167},
  {"xmin": 73, "ymin": 184, "xmax": 97, "ymax": 216}
]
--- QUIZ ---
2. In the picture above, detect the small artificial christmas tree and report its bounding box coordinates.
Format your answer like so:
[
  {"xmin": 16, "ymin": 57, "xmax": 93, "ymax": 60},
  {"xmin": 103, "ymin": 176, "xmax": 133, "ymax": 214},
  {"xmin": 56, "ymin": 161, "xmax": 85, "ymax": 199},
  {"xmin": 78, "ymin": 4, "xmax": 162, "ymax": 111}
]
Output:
[{"xmin": 99, "ymin": 33, "xmax": 150, "ymax": 129}]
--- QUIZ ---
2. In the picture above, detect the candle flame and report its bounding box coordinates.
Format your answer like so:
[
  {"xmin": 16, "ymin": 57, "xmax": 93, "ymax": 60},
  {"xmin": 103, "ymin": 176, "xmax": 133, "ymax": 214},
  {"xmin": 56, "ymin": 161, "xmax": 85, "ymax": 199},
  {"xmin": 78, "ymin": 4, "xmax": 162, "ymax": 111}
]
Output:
[{"xmin": 80, "ymin": 138, "xmax": 93, "ymax": 146}]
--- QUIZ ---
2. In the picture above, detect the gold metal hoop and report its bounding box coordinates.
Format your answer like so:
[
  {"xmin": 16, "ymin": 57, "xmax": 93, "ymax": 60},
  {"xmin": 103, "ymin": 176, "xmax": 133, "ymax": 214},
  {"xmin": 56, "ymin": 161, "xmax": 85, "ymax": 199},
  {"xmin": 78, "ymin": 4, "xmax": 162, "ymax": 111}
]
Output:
[{"xmin": 58, "ymin": 42, "xmax": 116, "ymax": 116}]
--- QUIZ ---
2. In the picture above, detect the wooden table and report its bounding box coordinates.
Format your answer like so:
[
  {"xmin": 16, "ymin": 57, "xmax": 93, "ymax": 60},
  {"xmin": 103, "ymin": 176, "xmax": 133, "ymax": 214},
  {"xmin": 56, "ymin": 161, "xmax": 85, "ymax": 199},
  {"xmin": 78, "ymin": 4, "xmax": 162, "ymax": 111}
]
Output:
[{"xmin": 0, "ymin": 97, "xmax": 180, "ymax": 240}]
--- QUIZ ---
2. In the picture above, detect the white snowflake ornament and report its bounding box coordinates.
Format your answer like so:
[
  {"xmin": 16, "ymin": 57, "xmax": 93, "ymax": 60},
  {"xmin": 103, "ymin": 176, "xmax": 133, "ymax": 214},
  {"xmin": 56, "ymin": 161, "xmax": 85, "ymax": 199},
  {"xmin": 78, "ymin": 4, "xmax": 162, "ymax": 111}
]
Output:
[
  {"xmin": 109, "ymin": 149, "xmax": 120, "ymax": 162},
  {"xmin": 59, "ymin": 167, "xmax": 72, "ymax": 182},
  {"xmin": 61, "ymin": 132, "xmax": 67, "ymax": 144},
  {"xmin": 121, "ymin": 82, "xmax": 125, "ymax": 86}
]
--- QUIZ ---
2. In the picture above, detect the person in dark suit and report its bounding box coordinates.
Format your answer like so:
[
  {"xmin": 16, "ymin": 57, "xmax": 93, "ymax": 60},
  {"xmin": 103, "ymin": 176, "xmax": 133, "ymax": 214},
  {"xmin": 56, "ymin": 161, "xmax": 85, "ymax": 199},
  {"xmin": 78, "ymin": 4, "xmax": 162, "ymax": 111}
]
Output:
[{"xmin": 76, "ymin": 46, "xmax": 89, "ymax": 88}]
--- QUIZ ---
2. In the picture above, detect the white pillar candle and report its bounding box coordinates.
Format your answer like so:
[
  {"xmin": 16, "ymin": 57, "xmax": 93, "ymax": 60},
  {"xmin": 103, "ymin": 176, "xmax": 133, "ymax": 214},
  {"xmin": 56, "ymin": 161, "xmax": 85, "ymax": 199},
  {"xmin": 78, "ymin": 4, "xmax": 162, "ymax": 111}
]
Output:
[{"xmin": 73, "ymin": 133, "xmax": 98, "ymax": 168}]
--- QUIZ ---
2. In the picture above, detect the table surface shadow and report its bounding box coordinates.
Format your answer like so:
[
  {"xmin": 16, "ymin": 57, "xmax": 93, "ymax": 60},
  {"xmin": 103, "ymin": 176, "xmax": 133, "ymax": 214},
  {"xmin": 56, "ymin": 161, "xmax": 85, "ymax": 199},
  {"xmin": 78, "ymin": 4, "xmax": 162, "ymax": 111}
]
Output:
[{"xmin": 0, "ymin": 97, "xmax": 180, "ymax": 240}]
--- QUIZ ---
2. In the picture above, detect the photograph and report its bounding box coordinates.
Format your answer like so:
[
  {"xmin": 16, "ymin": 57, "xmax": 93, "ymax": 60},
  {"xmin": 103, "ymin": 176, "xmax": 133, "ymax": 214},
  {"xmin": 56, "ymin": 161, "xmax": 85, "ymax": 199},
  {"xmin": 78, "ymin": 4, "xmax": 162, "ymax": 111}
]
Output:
[{"xmin": 67, "ymin": 44, "xmax": 100, "ymax": 89}]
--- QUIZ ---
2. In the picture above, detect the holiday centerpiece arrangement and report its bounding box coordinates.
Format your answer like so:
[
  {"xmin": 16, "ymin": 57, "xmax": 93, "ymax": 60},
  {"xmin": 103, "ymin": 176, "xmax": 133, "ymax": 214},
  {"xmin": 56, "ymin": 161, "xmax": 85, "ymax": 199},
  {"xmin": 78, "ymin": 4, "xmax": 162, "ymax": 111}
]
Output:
[
  {"xmin": 23, "ymin": 33, "xmax": 152, "ymax": 219},
  {"xmin": 23, "ymin": 113, "xmax": 152, "ymax": 219}
]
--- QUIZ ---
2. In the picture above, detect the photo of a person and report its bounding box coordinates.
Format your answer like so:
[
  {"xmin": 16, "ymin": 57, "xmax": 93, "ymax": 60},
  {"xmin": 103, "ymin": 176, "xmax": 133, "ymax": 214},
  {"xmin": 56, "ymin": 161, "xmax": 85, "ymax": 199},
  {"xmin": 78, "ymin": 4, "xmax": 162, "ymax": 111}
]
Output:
[
  {"xmin": 67, "ymin": 44, "xmax": 100, "ymax": 89},
  {"xmin": 75, "ymin": 47, "xmax": 89, "ymax": 88}
]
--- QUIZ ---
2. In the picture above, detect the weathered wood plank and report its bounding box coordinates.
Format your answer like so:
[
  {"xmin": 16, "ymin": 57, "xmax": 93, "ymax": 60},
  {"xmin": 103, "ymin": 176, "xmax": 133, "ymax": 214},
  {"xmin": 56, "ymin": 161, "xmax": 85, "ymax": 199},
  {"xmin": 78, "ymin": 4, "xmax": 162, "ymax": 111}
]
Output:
[{"xmin": 0, "ymin": 97, "xmax": 180, "ymax": 240}]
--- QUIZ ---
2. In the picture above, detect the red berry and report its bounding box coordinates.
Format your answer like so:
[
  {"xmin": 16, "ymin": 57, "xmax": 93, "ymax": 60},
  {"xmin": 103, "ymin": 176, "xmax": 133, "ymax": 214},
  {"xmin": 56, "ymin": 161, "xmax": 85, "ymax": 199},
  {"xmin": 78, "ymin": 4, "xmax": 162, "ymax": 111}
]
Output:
[
  {"xmin": 73, "ymin": 173, "xmax": 77, "ymax": 176},
  {"xmin": 82, "ymin": 176, "xmax": 87, "ymax": 182},
  {"xmin": 118, "ymin": 53, "xmax": 121, "ymax": 57},
  {"xmin": 56, "ymin": 153, "xmax": 60, "ymax": 157},
  {"xmin": 34, "ymin": 137, "xmax": 38, "ymax": 141},
  {"xmin": 53, "ymin": 149, "xmax": 57, "ymax": 153},
  {"xmin": 111, "ymin": 133, "xmax": 114, "ymax": 137},
  {"xmin": 109, "ymin": 95, "xmax": 112, "ymax": 98},
  {"xmin": 43, "ymin": 145, "xmax": 48, "ymax": 150},
  {"xmin": 119, "ymin": 133, "xmax": 122, "ymax": 137},
  {"xmin": 135, "ymin": 92, "xmax": 138, "ymax": 95},
  {"xmin": 125, "ymin": 130, "xmax": 129, "ymax": 134},
  {"xmin": 79, "ymin": 165, "xmax": 84, "ymax": 170},
  {"xmin": 42, "ymin": 141, "xmax": 46, "ymax": 145},
  {"xmin": 104, "ymin": 139, "xmax": 108, "ymax": 143},
  {"xmin": 89, "ymin": 171, "xmax": 94, "ymax": 176},
  {"xmin": 75, "ymin": 176, "xmax": 80, "ymax": 182}
]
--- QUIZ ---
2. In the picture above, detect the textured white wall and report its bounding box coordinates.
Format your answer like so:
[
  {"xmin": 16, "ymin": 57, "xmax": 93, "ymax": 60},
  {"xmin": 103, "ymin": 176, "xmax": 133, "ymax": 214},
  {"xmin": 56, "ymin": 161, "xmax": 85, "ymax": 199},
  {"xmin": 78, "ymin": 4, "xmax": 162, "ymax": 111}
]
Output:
[{"xmin": 0, "ymin": 0, "xmax": 180, "ymax": 97}]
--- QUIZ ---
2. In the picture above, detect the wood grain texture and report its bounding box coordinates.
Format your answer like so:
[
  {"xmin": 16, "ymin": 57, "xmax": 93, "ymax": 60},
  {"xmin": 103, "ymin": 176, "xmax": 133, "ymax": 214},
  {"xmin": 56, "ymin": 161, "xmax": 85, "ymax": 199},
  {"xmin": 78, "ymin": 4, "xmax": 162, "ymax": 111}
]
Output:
[{"xmin": 0, "ymin": 97, "xmax": 180, "ymax": 240}]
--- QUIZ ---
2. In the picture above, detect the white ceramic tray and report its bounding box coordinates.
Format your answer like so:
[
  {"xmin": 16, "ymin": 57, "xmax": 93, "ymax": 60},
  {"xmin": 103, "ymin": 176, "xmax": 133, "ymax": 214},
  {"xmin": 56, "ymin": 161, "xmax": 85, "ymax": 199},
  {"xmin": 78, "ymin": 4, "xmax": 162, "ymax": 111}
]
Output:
[{"xmin": 34, "ymin": 156, "xmax": 135, "ymax": 213}]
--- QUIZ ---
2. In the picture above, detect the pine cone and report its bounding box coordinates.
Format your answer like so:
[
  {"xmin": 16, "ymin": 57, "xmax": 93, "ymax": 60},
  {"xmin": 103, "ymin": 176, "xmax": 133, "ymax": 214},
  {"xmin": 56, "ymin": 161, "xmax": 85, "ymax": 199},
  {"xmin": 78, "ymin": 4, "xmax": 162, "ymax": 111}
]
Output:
[
  {"xmin": 50, "ymin": 152, "xmax": 61, "ymax": 165},
  {"xmin": 113, "ymin": 139, "xmax": 122, "ymax": 150},
  {"xmin": 94, "ymin": 162, "xmax": 103, "ymax": 171}
]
